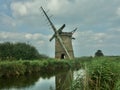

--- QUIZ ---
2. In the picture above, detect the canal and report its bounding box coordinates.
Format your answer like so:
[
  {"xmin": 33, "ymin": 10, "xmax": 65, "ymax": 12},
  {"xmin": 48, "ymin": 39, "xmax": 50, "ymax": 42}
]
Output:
[{"xmin": 0, "ymin": 69, "xmax": 84, "ymax": 90}]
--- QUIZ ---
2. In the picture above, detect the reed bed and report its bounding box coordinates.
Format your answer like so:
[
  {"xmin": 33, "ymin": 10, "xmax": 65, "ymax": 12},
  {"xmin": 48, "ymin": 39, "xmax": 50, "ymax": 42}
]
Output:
[
  {"xmin": 71, "ymin": 56, "xmax": 120, "ymax": 90},
  {"xmin": 0, "ymin": 59, "xmax": 81, "ymax": 78}
]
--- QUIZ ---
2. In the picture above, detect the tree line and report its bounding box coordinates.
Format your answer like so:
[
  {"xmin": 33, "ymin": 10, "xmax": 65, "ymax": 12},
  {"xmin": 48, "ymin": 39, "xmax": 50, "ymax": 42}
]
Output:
[{"xmin": 0, "ymin": 42, "xmax": 48, "ymax": 60}]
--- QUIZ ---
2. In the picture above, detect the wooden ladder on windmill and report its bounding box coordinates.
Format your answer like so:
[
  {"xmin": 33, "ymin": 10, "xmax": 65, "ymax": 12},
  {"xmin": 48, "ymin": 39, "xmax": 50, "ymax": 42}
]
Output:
[{"xmin": 41, "ymin": 7, "xmax": 77, "ymax": 60}]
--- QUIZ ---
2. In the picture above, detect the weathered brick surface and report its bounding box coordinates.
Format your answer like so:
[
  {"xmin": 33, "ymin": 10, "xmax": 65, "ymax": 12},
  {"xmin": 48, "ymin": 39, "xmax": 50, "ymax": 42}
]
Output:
[{"xmin": 55, "ymin": 32, "xmax": 74, "ymax": 59}]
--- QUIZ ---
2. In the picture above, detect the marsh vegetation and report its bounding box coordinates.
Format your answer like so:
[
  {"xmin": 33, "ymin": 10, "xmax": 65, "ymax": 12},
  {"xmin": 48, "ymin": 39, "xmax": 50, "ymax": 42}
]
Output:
[
  {"xmin": 71, "ymin": 56, "xmax": 120, "ymax": 90},
  {"xmin": 0, "ymin": 49, "xmax": 120, "ymax": 90}
]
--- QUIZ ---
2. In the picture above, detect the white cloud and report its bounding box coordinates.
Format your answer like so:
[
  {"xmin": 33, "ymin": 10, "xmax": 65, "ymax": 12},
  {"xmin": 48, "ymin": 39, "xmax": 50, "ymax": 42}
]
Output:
[
  {"xmin": 0, "ymin": 32, "xmax": 46, "ymax": 44},
  {"xmin": 11, "ymin": 2, "xmax": 28, "ymax": 16},
  {"xmin": 74, "ymin": 31, "xmax": 106, "ymax": 46},
  {"xmin": 116, "ymin": 7, "xmax": 120, "ymax": 16},
  {"xmin": 25, "ymin": 33, "xmax": 32, "ymax": 39},
  {"xmin": 108, "ymin": 27, "xmax": 120, "ymax": 33},
  {"xmin": 25, "ymin": 33, "xmax": 48, "ymax": 40},
  {"xmin": 1, "ymin": 0, "xmax": 120, "ymax": 57},
  {"xmin": 9, "ymin": 0, "xmax": 120, "ymax": 30},
  {"xmin": 47, "ymin": 0, "xmax": 69, "ymax": 15},
  {"xmin": 73, "ymin": 29, "xmax": 120, "ymax": 56},
  {"xmin": 0, "ymin": 32, "xmax": 25, "ymax": 41},
  {"xmin": 93, "ymin": 33, "xmax": 106, "ymax": 41},
  {"xmin": 37, "ymin": 41, "xmax": 44, "ymax": 45},
  {"xmin": 10, "ymin": 0, "xmax": 47, "ymax": 17}
]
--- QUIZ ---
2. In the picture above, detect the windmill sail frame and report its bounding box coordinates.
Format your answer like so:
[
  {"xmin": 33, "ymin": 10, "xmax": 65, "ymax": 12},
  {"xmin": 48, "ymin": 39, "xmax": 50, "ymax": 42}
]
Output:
[{"xmin": 41, "ymin": 6, "xmax": 76, "ymax": 59}]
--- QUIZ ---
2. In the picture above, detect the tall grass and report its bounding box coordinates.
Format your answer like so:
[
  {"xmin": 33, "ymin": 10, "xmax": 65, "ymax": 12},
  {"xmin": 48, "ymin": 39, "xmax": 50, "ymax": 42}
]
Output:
[
  {"xmin": 0, "ymin": 59, "xmax": 81, "ymax": 78},
  {"xmin": 0, "ymin": 61, "xmax": 26, "ymax": 77},
  {"xmin": 71, "ymin": 56, "xmax": 120, "ymax": 90}
]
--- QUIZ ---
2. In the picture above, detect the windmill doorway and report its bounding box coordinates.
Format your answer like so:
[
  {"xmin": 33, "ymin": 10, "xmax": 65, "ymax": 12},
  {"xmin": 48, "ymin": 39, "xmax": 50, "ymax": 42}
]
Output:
[{"xmin": 61, "ymin": 53, "xmax": 65, "ymax": 59}]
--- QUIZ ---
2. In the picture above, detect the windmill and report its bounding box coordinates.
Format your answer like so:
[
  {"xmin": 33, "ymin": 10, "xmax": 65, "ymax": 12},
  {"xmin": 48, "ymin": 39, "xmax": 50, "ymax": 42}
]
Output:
[{"xmin": 41, "ymin": 7, "xmax": 77, "ymax": 59}]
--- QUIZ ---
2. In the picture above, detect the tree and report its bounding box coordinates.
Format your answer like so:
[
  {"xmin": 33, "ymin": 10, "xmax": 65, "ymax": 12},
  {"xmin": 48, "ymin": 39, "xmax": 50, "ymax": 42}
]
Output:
[
  {"xmin": 0, "ymin": 42, "xmax": 14, "ymax": 60},
  {"xmin": 95, "ymin": 50, "xmax": 104, "ymax": 57},
  {"xmin": 0, "ymin": 42, "xmax": 48, "ymax": 60},
  {"xmin": 13, "ymin": 42, "xmax": 40, "ymax": 60}
]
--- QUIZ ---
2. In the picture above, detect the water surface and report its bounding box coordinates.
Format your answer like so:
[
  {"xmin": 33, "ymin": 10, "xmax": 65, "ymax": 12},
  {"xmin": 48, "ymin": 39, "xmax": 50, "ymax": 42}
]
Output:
[{"xmin": 0, "ymin": 69, "xmax": 84, "ymax": 90}]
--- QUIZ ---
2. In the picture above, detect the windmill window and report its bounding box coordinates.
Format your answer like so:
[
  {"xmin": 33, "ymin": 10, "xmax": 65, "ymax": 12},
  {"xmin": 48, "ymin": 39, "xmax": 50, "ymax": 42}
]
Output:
[{"xmin": 61, "ymin": 53, "xmax": 65, "ymax": 59}]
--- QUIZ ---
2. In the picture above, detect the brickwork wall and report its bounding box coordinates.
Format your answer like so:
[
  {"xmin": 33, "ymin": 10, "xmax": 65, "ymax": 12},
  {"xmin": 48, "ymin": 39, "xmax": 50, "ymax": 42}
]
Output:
[{"xmin": 55, "ymin": 32, "xmax": 74, "ymax": 59}]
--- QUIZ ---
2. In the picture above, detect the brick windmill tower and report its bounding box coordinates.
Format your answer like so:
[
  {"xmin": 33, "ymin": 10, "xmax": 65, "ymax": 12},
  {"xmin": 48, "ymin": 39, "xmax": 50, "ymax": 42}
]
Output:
[{"xmin": 41, "ymin": 7, "xmax": 77, "ymax": 59}]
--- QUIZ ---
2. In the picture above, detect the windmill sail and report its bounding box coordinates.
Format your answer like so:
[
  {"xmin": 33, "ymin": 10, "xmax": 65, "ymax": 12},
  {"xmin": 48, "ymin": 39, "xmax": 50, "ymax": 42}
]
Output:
[
  {"xmin": 41, "ymin": 6, "xmax": 71, "ymax": 59},
  {"xmin": 40, "ymin": 7, "xmax": 57, "ymax": 34},
  {"xmin": 50, "ymin": 24, "xmax": 65, "ymax": 41}
]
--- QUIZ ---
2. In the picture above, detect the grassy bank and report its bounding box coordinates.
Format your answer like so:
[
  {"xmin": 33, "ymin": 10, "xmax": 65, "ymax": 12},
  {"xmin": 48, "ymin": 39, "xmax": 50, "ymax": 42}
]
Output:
[
  {"xmin": 72, "ymin": 56, "xmax": 120, "ymax": 90},
  {"xmin": 0, "ymin": 59, "xmax": 81, "ymax": 78}
]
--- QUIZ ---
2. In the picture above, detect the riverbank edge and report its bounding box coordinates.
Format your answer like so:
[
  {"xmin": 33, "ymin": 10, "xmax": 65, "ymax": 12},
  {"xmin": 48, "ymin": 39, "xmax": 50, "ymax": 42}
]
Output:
[{"xmin": 0, "ymin": 59, "xmax": 81, "ymax": 78}]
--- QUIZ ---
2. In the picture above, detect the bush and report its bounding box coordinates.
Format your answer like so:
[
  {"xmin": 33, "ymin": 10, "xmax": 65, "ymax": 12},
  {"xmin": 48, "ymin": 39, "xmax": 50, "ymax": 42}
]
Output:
[{"xmin": 0, "ymin": 42, "xmax": 48, "ymax": 60}]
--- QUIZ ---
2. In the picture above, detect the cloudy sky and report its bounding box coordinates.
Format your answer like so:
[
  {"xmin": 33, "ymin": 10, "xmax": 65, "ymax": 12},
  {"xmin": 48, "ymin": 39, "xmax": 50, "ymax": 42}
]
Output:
[{"xmin": 0, "ymin": 0, "xmax": 120, "ymax": 57}]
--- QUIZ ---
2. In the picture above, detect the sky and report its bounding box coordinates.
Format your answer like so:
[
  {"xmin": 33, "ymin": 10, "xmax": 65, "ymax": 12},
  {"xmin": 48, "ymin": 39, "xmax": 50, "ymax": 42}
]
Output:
[{"xmin": 0, "ymin": 0, "xmax": 120, "ymax": 57}]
